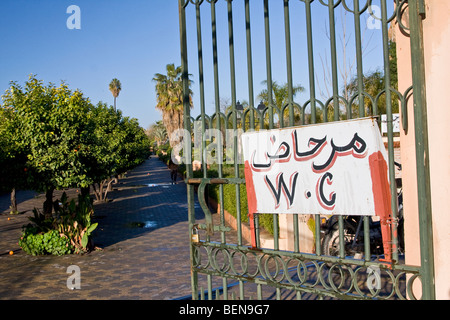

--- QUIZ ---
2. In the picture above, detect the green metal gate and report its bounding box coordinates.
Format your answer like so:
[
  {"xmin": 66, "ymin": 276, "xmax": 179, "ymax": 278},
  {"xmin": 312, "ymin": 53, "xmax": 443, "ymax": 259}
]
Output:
[{"xmin": 178, "ymin": 0, "xmax": 434, "ymax": 300}]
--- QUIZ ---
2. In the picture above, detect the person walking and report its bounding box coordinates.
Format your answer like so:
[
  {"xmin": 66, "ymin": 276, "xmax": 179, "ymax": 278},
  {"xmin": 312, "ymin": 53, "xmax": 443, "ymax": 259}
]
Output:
[{"xmin": 168, "ymin": 159, "xmax": 178, "ymax": 184}]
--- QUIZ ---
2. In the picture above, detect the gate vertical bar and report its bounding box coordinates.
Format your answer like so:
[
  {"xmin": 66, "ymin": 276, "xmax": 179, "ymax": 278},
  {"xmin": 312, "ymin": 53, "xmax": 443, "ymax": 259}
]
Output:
[
  {"xmin": 245, "ymin": 0, "xmax": 255, "ymax": 117},
  {"xmin": 349, "ymin": 0, "xmax": 371, "ymax": 264},
  {"xmin": 352, "ymin": 0, "xmax": 365, "ymax": 118},
  {"xmin": 380, "ymin": 0, "xmax": 398, "ymax": 265},
  {"xmin": 211, "ymin": 0, "xmax": 226, "ymax": 245},
  {"xmin": 284, "ymin": 0, "xmax": 294, "ymax": 126},
  {"xmin": 284, "ymin": 0, "xmax": 301, "ymax": 253},
  {"xmin": 227, "ymin": 0, "xmax": 238, "ymax": 297},
  {"xmin": 178, "ymin": 0, "xmax": 197, "ymax": 300},
  {"xmin": 227, "ymin": 0, "xmax": 243, "ymax": 249},
  {"xmin": 264, "ymin": 0, "xmax": 274, "ymax": 129},
  {"xmin": 408, "ymin": 0, "xmax": 435, "ymax": 300},
  {"xmin": 264, "ymin": 0, "xmax": 279, "ymax": 251},
  {"xmin": 327, "ymin": 0, "xmax": 339, "ymax": 121},
  {"xmin": 196, "ymin": 2, "xmax": 207, "ymax": 180},
  {"xmin": 304, "ymin": 0, "xmax": 317, "ymax": 123}
]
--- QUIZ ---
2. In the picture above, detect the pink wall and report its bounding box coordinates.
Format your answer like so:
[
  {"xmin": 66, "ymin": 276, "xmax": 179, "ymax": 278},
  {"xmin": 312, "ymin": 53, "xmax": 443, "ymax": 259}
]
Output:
[{"xmin": 396, "ymin": 0, "xmax": 450, "ymax": 299}]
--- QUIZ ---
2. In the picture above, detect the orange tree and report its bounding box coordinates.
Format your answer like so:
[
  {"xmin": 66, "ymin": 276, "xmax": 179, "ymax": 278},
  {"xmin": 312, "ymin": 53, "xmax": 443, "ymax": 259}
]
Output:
[
  {"xmin": 0, "ymin": 100, "xmax": 28, "ymax": 213},
  {"xmin": 2, "ymin": 77, "xmax": 95, "ymax": 217},
  {"xmin": 2, "ymin": 76, "xmax": 150, "ymax": 214},
  {"xmin": 1, "ymin": 76, "xmax": 150, "ymax": 254},
  {"xmin": 87, "ymin": 102, "xmax": 150, "ymax": 202}
]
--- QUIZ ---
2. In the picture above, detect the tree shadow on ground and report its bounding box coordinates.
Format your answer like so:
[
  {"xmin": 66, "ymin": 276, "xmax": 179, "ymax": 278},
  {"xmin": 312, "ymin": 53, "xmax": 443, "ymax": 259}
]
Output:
[
  {"xmin": 91, "ymin": 179, "xmax": 204, "ymax": 249},
  {"xmin": 0, "ymin": 190, "xmax": 39, "ymax": 214}
]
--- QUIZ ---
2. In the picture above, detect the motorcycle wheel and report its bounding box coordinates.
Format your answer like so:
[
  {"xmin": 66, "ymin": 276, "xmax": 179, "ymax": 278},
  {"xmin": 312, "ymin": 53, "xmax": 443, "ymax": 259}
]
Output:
[{"xmin": 321, "ymin": 224, "xmax": 357, "ymax": 257}]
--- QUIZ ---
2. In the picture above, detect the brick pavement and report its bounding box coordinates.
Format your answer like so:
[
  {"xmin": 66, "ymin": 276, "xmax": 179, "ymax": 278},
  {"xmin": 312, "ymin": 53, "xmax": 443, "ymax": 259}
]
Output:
[
  {"xmin": 0, "ymin": 156, "xmax": 213, "ymax": 300},
  {"xmin": 0, "ymin": 156, "xmax": 408, "ymax": 301}
]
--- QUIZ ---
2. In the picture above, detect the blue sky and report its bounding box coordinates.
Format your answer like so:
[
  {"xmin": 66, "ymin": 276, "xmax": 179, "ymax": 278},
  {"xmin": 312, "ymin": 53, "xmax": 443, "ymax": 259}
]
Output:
[{"xmin": 0, "ymin": 0, "xmax": 393, "ymax": 130}]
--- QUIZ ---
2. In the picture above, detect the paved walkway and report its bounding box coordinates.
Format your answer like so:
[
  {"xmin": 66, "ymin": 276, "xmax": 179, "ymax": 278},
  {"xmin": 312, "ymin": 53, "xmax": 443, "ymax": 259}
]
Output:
[
  {"xmin": 0, "ymin": 156, "xmax": 208, "ymax": 300},
  {"xmin": 0, "ymin": 156, "xmax": 410, "ymax": 301}
]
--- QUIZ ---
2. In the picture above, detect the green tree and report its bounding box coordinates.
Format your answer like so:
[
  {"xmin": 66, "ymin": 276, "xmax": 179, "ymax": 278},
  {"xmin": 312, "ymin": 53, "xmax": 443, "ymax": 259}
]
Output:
[
  {"xmin": 257, "ymin": 81, "xmax": 304, "ymax": 126},
  {"xmin": 83, "ymin": 102, "xmax": 122, "ymax": 201},
  {"xmin": 2, "ymin": 76, "xmax": 150, "ymax": 254},
  {"xmin": 3, "ymin": 76, "xmax": 94, "ymax": 217},
  {"xmin": 81, "ymin": 102, "xmax": 150, "ymax": 202},
  {"xmin": 109, "ymin": 78, "xmax": 122, "ymax": 111},
  {"xmin": 147, "ymin": 121, "xmax": 168, "ymax": 147},
  {"xmin": 257, "ymin": 80, "xmax": 304, "ymax": 109},
  {"xmin": 153, "ymin": 64, "xmax": 193, "ymax": 147},
  {"xmin": 0, "ymin": 100, "xmax": 28, "ymax": 213},
  {"xmin": 115, "ymin": 116, "xmax": 150, "ymax": 174},
  {"xmin": 2, "ymin": 76, "xmax": 150, "ymax": 213},
  {"xmin": 345, "ymin": 41, "xmax": 399, "ymax": 118}
]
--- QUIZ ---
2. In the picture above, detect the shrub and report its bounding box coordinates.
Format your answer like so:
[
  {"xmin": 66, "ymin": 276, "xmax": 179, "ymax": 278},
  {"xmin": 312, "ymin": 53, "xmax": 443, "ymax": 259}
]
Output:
[
  {"xmin": 19, "ymin": 229, "xmax": 72, "ymax": 256},
  {"xmin": 55, "ymin": 192, "xmax": 98, "ymax": 253},
  {"xmin": 19, "ymin": 192, "xmax": 97, "ymax": 255},
  {"xmin": 19, "ymin": 228, "xmax": 45, "ymax": 256}
]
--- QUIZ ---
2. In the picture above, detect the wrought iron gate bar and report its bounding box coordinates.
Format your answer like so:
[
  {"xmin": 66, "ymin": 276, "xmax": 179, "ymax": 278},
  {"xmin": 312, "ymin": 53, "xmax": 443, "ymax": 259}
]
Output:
[
  {"xmin": 193, "ymin": 240, "xmax": 421, "ymax": 272},
  {"xmin": 407, "ymin": 0, "xmax": 435, "ymax": 300},
  {"xmin": 178, "ymin": 0, "xmax": 433, "ymax": 300},
  {"xmin": 191, "ymin": 242, "xmax": 420, "ymax": 300}
]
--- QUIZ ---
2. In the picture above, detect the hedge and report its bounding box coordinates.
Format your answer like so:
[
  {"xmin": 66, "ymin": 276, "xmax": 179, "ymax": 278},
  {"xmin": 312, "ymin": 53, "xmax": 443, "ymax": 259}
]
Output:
[
  {"xmin": 152, "ymin": 147, "xmax": 277, "ymax": 235},
  {"xmin": 198, "ymin": 164, "xmax": 276, "ymax": 235}
]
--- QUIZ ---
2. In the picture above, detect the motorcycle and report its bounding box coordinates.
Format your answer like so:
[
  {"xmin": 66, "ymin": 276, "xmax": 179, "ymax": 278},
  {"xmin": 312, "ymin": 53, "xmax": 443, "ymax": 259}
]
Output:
[{"xmin": 320, "ymin": 162, "xmax": 404, "ymax": 259}]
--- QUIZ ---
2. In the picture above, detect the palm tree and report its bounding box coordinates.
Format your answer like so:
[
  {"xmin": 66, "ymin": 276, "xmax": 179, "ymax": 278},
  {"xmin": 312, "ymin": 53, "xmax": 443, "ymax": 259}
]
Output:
[
  {"xmin": 152, "ymin": 64, "xmax": 193, "ymax": 148},
  {"xmin": 109, "ymin": 78, "xmax": 122, "ymax": 111},
  {"xmin": 153, "ymin": 125, "xmax": 168, "ymax": 147},
  {"xmin": 258, "ymin": 81, "xmax": 304, "ymax": 109},
  {"xmin": 257, "ymin": 80, "xmax": 304, "ymax": 126},
  {"xmin": 345, "ymin": 41, "xmax": 398, "ymax": 119},
  {"xmin": 346, "ymin": 70, "xmax": 398, "ymax": 118},
  {"xmin": 147, "ymin": 121, "xmax": 168, "ymax": 147}
]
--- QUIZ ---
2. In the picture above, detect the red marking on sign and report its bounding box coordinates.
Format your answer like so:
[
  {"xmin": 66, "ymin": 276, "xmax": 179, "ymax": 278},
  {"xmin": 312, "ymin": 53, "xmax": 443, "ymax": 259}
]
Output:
[
  {"xmin": 245, "ymin": 160, "xmax": 258, "ymax": 248},
  {"xmin": 369, "ymin": 151, "xmax": 393, "ymax": 266}
]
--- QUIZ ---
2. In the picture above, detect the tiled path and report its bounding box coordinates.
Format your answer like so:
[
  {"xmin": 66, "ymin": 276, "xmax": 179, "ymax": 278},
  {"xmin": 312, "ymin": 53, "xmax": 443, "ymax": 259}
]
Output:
[
  {"xmin": 0, "ymin": 156, "xmax": 407, "ymax": 301},
  {"xmin": 0, "ymin": 156, "xmax": 208, "ymax": 300}
]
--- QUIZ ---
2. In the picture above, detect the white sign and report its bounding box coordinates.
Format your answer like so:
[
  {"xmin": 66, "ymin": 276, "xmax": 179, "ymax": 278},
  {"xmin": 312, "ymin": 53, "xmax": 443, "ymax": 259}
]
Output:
[
  {"xmin": 381, "ymin": 113, "xmax": 400, "ymax": 134},
  {"xmin": 241, "ymin": 118, "xmax": 391, "ymax": 216}
]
